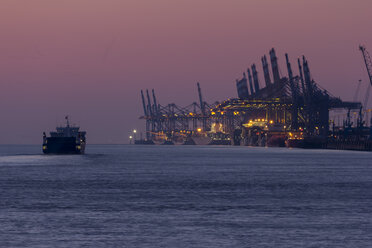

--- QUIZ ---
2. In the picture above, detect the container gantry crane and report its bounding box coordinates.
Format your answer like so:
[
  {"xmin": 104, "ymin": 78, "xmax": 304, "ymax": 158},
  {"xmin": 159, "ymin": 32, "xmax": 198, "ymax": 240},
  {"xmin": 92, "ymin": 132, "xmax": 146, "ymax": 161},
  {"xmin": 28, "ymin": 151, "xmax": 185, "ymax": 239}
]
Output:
[
  {"xmin": 359, "ymin": 45, "xmax": 372, "ymax": 109},
  {"xmin": 359, "ymin": 45, "xmax": 372, "ymax": 127}
]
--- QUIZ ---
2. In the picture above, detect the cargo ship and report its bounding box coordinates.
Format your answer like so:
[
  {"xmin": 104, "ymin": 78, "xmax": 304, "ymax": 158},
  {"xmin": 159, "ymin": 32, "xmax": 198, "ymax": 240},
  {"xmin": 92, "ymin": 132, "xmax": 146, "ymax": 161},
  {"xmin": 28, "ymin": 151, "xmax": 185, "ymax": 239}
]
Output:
[
  {"xmin": 43, "ymin": 116, "xmax": 86, "ymax": 154},
  {"xmin": 285, "ymin": 131, "xmax": 326, "ymax": 149},
  {"xmin": 194, "ymin": 122, "xmax": 231, "ymax": 145},
  {"xmin": 191, "ymin": 131, "xmax": 230, "ymax": 145}
]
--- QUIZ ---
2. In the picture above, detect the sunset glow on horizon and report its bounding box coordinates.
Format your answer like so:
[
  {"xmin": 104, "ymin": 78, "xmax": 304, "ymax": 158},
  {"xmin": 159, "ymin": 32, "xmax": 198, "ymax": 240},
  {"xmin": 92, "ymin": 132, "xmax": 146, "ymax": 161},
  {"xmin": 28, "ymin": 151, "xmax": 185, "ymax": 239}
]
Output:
[{"xmin": 0, "ymin": 0, "xmax": 371, "ymax": 144}]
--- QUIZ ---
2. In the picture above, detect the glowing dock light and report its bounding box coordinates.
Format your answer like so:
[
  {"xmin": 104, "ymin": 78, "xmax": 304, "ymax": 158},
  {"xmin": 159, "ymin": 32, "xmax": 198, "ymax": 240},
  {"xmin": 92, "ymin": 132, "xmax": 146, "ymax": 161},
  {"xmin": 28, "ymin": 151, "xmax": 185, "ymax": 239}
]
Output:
[{"xmin": 197, "ymin": 128, "xmax": 202, "ymax": 132}]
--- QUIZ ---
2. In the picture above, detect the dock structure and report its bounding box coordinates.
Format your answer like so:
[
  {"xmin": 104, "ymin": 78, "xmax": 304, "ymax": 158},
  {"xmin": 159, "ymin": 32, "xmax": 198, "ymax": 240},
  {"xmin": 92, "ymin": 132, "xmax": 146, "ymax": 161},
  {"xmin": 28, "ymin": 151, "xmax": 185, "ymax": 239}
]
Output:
[
  {"xmin": 213, "ymin": 49, "xmax": 361, "ymax": 145},
  {"xmin": 140, "ymin": 87, "xmax": 216, "ymax": 144},
  {"xmin": 139, "ymin": 47, "xmax": 369, "ymax": 148}
]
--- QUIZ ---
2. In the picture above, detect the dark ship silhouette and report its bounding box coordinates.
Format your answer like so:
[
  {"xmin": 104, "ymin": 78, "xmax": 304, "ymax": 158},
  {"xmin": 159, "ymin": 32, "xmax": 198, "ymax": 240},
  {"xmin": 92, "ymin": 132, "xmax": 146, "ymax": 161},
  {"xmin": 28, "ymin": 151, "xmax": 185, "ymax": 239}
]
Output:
[{"xmin": 43, "ymin": 116, "xmax": 86, "ymax": 154}]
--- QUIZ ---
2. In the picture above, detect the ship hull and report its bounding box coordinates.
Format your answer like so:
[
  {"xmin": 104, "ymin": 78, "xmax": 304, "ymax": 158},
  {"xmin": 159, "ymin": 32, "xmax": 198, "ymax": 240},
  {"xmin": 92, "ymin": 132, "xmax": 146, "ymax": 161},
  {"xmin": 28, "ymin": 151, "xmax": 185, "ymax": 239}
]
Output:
[
  {"xmin": 209, "ymin": 140, "xmax": 231, "ymax": 145},
  {"xmin": 43, "ymin": 137, "xmax": 85, "ymax": 154},
  {"xmin": 191, "ymin": 136, "xmax": 212, "ymax": 145},
  {"xmin": 191, "ymin": 135, "xmax": 231, "ymax": 145},
  {"xmin": 285, "ymin": 137, "xmax": 326, "ymax": 149},
  {"xmin": 267, "ymin": 135, "xmax": 286, "ymax": 147},
  {"xmin": 134, "ymin": 139, "xmax": 155, "ymax": 145}
]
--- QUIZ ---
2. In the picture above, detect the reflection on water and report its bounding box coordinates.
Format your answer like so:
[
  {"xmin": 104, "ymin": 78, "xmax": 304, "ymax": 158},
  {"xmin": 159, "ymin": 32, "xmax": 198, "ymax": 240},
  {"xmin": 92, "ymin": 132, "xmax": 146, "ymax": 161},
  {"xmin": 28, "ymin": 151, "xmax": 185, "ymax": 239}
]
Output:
[{"xmin": 0, "ymin": 145, "xmax": 371, "ymax": 247}]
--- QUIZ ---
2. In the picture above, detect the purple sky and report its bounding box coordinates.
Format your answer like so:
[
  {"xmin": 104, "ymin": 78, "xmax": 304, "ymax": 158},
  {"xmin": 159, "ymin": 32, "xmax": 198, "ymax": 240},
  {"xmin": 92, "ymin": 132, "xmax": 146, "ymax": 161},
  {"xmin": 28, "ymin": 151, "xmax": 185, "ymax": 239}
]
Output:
[{"xmin": 0, "ymin": 0, "xmax": 371, "ymax": 144}]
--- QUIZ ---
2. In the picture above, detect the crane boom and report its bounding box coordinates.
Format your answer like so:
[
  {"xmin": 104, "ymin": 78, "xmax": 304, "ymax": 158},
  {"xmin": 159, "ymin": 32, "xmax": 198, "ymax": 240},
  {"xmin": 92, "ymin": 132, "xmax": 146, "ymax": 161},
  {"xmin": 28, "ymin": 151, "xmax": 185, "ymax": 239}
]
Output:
[
  {"xmin": 353, "ymin": 80, "xmax": 362, "ymax": 102},
  {"xmin": 141, "ymin": 90, "xmax": 147, "ymax": 116},
  {"xmin": 285, "ymin": 53, "xmax": 298, "ymax": 129},
  {"xmin": 359, "ymin": 45, "xmax": 372, "ymax": 108},
  {"xmin": 197, "ymin": 82, "xmax": 205, "ymax": 115}
]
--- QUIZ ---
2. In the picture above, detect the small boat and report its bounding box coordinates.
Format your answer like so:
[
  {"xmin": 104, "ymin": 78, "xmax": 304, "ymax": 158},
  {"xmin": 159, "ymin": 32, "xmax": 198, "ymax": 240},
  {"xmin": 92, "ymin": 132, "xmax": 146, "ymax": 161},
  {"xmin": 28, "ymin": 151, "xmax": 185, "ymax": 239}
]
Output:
[{"xmin": 43, "ymin": 116, "xmax": 86, "ymax": 154}]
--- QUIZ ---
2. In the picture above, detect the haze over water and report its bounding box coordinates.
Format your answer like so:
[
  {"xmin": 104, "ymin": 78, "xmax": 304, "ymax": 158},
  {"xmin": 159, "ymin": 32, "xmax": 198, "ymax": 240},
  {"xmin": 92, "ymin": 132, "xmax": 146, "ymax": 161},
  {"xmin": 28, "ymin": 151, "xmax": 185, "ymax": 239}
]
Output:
[
  {"xmin": 0, "ymin": 0, "xmax": 372, "ymax": 144},
  {"xmin": 0, "ymin": 145, "xmax": 371, "ymax": 247}
]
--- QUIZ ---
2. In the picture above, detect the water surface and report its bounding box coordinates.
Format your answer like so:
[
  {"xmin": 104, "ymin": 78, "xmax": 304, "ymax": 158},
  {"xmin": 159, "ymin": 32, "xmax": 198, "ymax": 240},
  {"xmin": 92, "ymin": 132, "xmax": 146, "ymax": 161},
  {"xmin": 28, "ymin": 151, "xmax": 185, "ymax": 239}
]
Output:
[{"xmin": 0, "ymin": 145, "xmax": 371, "ymax": 247}]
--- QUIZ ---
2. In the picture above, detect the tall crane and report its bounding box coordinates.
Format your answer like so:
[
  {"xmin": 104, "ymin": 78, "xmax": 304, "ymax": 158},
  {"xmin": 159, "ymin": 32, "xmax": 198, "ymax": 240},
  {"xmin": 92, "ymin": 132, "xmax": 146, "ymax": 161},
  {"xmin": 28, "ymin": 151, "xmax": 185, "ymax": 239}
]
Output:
[
  {"xmin": 261, "ymin": 55, "xmax": 272, "ymax": 86},
  {"xmin": 353, "ymin": 79, "xmax": 362, "ymax": 102},
  {"xmin": 197, "ymin": 82, "xmax": 206, "ymax": 130},
  {"xmin": 269, "ymin": 48, "xmax": 281, "ymax": 84},
  {"xmin": 152, "ymin": 89, "xmax": 158, "ymax": 115},
  {"xmin": 359, "ymin": 45, "xmax": 372, "ymax": 109},
  {"xmin": 141, "ymin": 90, "xmax": 148, "ymax": 116},
  {"xmin": 197, "ymin": 82, "xmax": 205, "ymax": 115},
  {"xmin": 285, "ymin": 53, "xmax": 298, "ymax": 130},
  {"xmin": 346, "ymin": 79, "xmax": 362, "ymax": 129},
  {"xmin": 247, "ymin": 68, "xmax": 255, "ymax": 95}
]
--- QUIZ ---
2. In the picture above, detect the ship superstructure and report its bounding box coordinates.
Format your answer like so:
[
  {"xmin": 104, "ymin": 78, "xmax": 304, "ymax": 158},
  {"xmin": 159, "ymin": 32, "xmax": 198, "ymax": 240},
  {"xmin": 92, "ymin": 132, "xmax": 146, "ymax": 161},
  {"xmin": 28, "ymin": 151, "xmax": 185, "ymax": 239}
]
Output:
[{"xmin": 43, "ymin": 116, "xmax": 86, "ymax": 154}]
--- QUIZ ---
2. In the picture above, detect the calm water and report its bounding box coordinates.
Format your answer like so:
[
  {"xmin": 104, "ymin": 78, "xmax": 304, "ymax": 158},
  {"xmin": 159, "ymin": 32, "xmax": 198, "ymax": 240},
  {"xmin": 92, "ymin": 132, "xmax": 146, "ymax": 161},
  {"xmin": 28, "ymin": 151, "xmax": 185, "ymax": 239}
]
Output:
[{"xmin": 0, "ymin": 145, "xmax": 371, "ymax": 247}]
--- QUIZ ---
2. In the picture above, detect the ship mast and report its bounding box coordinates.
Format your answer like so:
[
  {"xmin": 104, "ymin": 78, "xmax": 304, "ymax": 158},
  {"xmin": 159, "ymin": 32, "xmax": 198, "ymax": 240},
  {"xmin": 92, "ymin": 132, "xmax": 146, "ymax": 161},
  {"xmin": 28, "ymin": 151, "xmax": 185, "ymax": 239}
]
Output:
[{"xmin": 65, "ymin": 115, "xmax": 70, "ymax": 127}]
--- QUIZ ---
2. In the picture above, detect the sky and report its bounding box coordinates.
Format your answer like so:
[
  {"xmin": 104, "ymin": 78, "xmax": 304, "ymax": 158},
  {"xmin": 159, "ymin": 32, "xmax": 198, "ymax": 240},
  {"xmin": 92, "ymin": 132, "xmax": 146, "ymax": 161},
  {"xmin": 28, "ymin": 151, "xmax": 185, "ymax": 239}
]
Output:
[{"xmin": 0, "ymin": 0, "xmax": 371, "ymax": 144}]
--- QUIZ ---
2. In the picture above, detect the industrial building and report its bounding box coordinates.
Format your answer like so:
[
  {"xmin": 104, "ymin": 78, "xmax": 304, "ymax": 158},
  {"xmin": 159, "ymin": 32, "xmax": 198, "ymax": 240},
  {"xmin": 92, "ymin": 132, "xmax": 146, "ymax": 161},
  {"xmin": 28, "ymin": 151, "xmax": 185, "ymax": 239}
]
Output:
[{"xmin": 139, "ymin": 47, "xmax": 372, "ymax": 150}]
